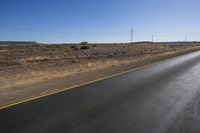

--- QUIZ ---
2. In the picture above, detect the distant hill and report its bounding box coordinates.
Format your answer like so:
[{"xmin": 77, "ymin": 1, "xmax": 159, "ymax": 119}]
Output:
[{"xmin": 0, "ymin": 41, "xmax": 38, "ymax": 45}]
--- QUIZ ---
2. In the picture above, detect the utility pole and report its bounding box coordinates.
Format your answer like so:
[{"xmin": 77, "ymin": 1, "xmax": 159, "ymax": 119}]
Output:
[
  {"xmin": 185, "ymin": 35, "xmax": 187, "ymax": 42},
  {"xmin": 130, "ymin": 28, "xmax": 133, "ymax": 44},
  {"xmin": 152, "ymin": 34, "xmax": 154, "ymax": 42}
]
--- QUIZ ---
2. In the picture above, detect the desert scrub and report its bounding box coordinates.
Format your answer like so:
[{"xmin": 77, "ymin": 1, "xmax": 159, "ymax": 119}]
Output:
[
  {"xmin": 80, "ymin": 42, "xmax": 88, "ymax": 45},
  {"xmin": 70, "ymin": 45, "xmax": 76, "ymax": 49},
  {"xmin": 80, "ymin": 46, "xmax": 90, "ymax": 50},
  {"xmin": 71, "ymin": 45, "xmax": 79, "ymax": 50}
]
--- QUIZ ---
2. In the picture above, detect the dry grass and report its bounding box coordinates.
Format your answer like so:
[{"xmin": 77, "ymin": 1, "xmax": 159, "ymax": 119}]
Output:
[{"xmin": 0, "ymin": 43, "xmax": 200, "ymax": 90}]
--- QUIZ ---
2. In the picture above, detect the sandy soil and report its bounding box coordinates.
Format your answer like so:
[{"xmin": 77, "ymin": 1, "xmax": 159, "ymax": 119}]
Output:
[{"xmin": 1, "ymin": 42, "xmax": 200, "ymax": 106}]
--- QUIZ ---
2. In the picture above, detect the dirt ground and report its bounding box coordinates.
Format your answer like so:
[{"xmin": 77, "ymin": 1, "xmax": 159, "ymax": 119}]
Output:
[{"xmin": 1, "ymin": 42, "xmax": 200, "ymax": 106}]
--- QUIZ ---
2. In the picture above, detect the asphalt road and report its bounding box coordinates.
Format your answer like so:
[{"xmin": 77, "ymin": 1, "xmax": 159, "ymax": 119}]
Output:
[{"xmin": 1, "ymin": 51, "xmax": 200, "ymax": 133}]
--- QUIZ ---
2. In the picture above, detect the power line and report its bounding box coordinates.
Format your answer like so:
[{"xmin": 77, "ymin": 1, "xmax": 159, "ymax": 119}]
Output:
[{"xmin": 1, "ymin": 27, "xmax": 200, "ymax": 42}]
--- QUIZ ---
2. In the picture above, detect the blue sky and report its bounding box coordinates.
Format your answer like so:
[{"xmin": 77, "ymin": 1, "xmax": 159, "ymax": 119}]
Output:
[{"xmin": 0, "ymin": 0, "xmax": 200, "ymax": 43}]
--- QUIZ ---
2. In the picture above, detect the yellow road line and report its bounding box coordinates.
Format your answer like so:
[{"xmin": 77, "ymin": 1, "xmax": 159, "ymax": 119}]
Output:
[{"xmin": 0, "ymin": 52, "xmax": 194, "ymax": 110}]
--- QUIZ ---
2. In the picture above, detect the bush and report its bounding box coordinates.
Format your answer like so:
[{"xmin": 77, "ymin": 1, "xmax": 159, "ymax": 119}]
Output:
[
  {"xmin": 80, "ymin": 45, "xmax": 90, "ymax": 50},
  {"xmin": 70, "ymin": 45, "xmax": 76, "ymax": 49},
  {"xmin": 80, "ymin": 42, "xmax": 88, "ymax": 45},
  {"xmin": 70, "ymin": 45, "xmax": 79, "ymax": 50}
]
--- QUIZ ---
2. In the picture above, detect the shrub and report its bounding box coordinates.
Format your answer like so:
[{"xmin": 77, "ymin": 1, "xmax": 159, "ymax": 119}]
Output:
[
  {"xmin": 70, "ymin": 45, "xmax": 76, "ymax": 49},
  {"xmin": 70, "ymin": 45, "xmax": 79, "ymax": 50},
  {"xmin": 80, "ymin": 45, "xmax": 90, "ymax": 50},
  {"xmin": 71, "ymin": 60, "xmax": 77, "ymax": 63},
  {"xmin": 80, "ymin": 42, "xmax": 88, "ymax": 45}
]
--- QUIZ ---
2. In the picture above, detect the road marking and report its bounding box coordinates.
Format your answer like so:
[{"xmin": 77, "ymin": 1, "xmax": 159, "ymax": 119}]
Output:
[{"xmin": 0, "ymin": 50, "xmax": 198, "ymax": 110}]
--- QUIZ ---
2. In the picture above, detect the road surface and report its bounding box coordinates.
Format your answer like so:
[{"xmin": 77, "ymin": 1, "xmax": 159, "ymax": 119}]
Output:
[{"xmin": 1, "ymin": 51, "xmax": 200, "ymax": 133}]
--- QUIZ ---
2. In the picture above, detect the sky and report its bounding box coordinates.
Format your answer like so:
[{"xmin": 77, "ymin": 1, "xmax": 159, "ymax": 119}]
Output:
[{"xmin": 0, "ymin": 0, "xmax": 200, "ymax": 43}]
